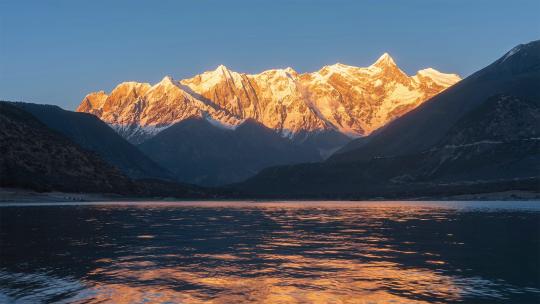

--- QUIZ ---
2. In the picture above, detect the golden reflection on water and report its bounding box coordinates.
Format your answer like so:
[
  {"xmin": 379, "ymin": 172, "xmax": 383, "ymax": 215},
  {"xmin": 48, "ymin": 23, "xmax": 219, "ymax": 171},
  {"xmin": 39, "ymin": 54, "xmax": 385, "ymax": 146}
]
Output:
[
  {"xmin": 73, "ymin": 204, "xmax": 465, "ymax": 304},
  {"xmin": 3, "ymin": 201, "xmax": 539, "ymax": 303},
  {"xmin": 84, "ymin": 256, "xmax": 456, "ymax": 304}
]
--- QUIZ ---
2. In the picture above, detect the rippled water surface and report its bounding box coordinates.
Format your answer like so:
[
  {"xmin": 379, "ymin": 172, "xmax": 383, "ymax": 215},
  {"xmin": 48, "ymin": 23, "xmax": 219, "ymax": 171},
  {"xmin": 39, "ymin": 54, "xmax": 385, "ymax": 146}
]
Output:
[{"xmin": 1, "ymin": 201, "xmax": 539, "ymax": 303}]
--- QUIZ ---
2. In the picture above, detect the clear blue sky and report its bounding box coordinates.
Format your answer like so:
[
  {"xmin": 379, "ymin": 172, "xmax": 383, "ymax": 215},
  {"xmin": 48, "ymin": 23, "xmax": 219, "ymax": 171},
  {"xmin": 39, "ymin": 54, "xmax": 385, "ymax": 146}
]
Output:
[{"xmin": 1, "ymin": 0, "xmax": 539, "ymax": 110}]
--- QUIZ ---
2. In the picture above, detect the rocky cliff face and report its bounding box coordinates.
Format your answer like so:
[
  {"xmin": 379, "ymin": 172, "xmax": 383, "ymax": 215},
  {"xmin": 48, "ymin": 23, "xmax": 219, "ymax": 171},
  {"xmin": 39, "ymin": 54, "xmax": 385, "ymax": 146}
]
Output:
[{"xmin": 77, "ymin": 54, "xmax": 460, "ymax": 144}]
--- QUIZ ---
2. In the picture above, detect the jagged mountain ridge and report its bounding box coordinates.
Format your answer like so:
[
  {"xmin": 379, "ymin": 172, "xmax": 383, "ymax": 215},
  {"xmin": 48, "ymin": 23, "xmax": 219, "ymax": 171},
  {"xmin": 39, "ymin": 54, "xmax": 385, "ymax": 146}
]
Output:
[{"xmin": 77, "ymin": 53, "xmax": 460, "ymax": 144}]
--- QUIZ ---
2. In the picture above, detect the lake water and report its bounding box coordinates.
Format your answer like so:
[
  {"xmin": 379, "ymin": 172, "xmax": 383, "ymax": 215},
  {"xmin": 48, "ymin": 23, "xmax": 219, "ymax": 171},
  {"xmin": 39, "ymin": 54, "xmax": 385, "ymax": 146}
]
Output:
[{"xmin": 0, "ymin": 201, "xmax": 539, "ymax": 303}]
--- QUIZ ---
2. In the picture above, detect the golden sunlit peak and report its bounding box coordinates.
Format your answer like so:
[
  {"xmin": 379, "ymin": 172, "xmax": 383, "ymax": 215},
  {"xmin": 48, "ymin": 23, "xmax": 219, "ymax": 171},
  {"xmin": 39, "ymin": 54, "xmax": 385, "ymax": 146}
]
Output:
[
  {"xmin": 215, "ymin": 64, "xmax": 231, "ymax": 73},
  {"xmin": 328, "ymin": 62, "xmax": 350, "ymax": 68},
  {"xmin": 318, "ymin": 62, "xmax": 354, "ymax": 73},
  {"xmin": 373, "ymin": 52, "xmax": 397, "ymax": 67},
  {"xmin": 152, "ymin": 76, "xmax": 178, "ymax": 88},
  {"xmin": 160, "ymin": 75, "xmax": 174, "ymax": 83},
  {"xmin": 283, "ymin": 67, "xmax": 296, "ymax": 74}
]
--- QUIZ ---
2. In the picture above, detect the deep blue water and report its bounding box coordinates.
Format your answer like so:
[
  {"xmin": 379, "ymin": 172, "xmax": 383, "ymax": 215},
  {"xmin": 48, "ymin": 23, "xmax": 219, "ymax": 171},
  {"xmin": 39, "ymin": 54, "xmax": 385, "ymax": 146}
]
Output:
[{"xmin": 0, "ymin": 201, "xmax": 539, "ymax": 303}]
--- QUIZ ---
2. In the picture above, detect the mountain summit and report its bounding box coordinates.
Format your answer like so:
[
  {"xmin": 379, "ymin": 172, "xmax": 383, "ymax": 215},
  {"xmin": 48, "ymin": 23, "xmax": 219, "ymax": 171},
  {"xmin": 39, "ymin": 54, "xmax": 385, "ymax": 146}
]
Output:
[
  {"xmin": 372, "ymin": 52, "xmax": 397, "ymax": 67},
  {"xmin": 77, "ymin": 54, "xmax": 461, "ymax": 145}
]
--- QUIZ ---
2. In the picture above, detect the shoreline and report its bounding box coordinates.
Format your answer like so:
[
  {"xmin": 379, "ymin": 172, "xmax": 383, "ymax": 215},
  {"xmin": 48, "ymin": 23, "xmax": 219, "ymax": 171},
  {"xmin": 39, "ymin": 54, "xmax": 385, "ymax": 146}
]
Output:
[{"xmin": 1, "ymin": 187, "xmax": 539, "ymax": 203}]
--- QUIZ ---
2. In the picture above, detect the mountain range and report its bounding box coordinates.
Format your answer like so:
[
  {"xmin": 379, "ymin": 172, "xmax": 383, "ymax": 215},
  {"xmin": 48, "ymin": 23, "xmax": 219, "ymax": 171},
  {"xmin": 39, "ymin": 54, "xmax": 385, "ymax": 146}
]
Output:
[
  {"xmin": 76, "ymin": 54, "xmax": 460, "ymax": 185},
  {"xmin": 1, "ymin": 41, "xmax": 537, "ymax": 198},
  {"xmin": 236, "ymin": 40, "xmax": 540, "ymax": 198},
  {"xmin": 77, "ymin": 53, "xmax": 459, "ymax": 145}
]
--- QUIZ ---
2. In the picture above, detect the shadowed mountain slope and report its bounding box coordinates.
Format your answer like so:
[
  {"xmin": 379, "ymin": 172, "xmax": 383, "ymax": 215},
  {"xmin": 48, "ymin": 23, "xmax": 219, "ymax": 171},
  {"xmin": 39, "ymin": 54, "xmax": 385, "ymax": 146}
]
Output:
[
  {"xmin": 13, "ymin": 102, "xmax": 171, "ymax": 180},
  {"xmin": 0, "ymin": 102, "xmax": 218, "ymax": 198},
  {"xmin": 139, "ymin": 118, "xmax": 321, "ymax": 186},
  {"xmin": 0, "ymin": 102, "xmax": 135, "ymax": 193}
]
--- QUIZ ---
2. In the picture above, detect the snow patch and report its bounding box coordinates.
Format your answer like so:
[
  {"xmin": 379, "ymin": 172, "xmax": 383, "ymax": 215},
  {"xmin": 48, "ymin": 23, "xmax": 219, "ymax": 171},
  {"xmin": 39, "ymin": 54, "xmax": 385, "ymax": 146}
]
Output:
[
  {"xmin": 501, "ymin": 45, "xmax": 522, "ymax": 62},
  {"xmin": 205, "ymin": 114, "xmax": 239, "ymax": 130},
  {"xmin": 372, "ymin": 52, "xmax": 397, "ymax": 67},
  {"xmin": 416, "ymin": 68, "xmax": 461, "ymax": 87}
]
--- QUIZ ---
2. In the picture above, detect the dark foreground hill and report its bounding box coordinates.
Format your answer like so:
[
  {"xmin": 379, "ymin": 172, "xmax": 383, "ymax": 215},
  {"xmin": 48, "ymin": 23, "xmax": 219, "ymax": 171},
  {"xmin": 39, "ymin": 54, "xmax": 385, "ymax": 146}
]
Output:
[
  {"xmin": 0, "ymin": 102, "xmax": 215, "ymax": 198},
  {"xmin": 0, "ymin": 102, "xmax": 135, "ymax": 193},
  {"xmin": 13, "ymin": 102, "xmax": 171, "ymax": 180},
  {"xmin": 235, "ymin": 41, "xmax": 540, "ymax": 198}
]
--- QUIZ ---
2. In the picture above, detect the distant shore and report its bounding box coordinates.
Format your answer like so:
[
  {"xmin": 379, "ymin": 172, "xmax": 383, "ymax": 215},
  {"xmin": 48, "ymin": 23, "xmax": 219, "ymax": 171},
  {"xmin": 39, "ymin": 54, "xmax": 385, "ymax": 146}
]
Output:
[
  {"xmin": 0, "ymin": 188, "xmax": 119, "ymax": 203},
  {"xmin": 1, "ymin": 187, "xmax": 539, "ymax": 203}
]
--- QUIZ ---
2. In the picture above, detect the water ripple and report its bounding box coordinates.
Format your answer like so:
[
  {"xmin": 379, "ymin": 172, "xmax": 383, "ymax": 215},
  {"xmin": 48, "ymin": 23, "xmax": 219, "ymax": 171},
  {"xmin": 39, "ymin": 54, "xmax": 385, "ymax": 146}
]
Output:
[{"xmin": 0, "ymin": 201, "xmax": 539, "ymax": 303}]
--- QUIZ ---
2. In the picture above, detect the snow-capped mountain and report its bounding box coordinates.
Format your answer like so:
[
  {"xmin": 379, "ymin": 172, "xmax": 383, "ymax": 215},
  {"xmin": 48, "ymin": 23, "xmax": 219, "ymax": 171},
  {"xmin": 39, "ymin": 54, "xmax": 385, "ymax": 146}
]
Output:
[{"xmin": 77, "ymin": 53, "xmax": 460, "ymax": 143}]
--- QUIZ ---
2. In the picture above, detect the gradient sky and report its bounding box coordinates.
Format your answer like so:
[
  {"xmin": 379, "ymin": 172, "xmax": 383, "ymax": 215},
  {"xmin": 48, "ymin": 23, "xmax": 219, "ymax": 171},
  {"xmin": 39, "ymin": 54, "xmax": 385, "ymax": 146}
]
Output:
[{"xmin": 1, "ymin": 0, "xmax": 539, "ymax": 110}]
